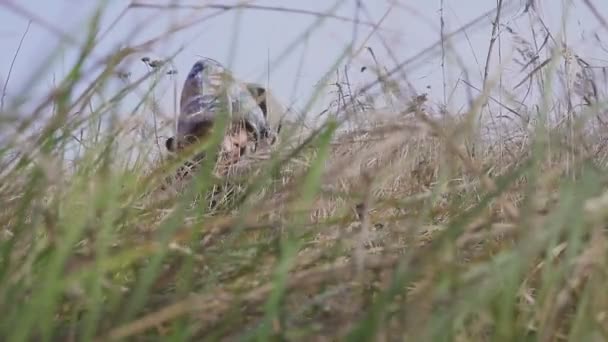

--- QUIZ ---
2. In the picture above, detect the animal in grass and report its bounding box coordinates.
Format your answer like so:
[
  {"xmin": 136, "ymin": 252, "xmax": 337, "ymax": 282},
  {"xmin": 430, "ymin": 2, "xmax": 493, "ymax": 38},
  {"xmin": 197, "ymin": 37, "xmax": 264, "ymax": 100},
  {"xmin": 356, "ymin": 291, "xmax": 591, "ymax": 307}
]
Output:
[
  {"xmin": 244, "ymin": 82, "xmax": 286, "ymax": 136},
  {"xmin": 165, "ymin": 57, "xmax": 278, "ymax": 159}
]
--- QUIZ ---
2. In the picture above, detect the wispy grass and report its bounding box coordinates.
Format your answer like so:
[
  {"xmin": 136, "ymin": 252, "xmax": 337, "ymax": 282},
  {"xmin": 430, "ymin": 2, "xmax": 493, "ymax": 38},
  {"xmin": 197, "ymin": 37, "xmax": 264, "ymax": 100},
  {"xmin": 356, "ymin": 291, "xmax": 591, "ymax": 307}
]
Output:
[{"xmin": 1, "ymin": 1, "xmax": 608, "ymax": 341}]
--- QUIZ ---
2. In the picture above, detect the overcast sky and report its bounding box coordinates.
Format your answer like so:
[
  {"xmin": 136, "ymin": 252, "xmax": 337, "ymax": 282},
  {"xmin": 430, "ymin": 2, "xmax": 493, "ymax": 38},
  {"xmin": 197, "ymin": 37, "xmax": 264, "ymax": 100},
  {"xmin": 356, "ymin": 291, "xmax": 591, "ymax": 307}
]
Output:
[{"xmin": 1, "ymin": 0, "xmax": 608, "ymax": 132}]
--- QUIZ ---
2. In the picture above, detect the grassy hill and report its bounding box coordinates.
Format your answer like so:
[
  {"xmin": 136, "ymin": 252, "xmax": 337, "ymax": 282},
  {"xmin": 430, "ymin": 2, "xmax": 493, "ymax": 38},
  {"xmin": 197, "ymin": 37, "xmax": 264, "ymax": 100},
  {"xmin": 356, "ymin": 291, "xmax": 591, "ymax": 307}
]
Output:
[{"xmin": 1, "ymin": 1, "xmax": 608, "ymax": 341}]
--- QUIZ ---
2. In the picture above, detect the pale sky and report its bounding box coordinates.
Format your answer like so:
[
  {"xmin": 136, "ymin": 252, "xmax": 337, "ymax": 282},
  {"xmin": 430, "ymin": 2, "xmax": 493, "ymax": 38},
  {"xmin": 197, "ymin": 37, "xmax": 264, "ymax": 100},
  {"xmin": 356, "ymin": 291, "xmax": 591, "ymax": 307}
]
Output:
[{"xmin": 1, "ymin": 0, "xmax": 608, "ymax": 138}]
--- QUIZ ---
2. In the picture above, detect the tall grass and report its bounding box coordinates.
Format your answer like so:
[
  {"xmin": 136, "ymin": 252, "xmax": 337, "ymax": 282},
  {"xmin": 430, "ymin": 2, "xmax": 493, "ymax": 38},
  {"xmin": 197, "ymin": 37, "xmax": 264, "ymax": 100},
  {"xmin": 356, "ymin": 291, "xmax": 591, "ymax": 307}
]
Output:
[{"xmin": 1, "ymin": 1, "xmax": 608, "ymax": 341}]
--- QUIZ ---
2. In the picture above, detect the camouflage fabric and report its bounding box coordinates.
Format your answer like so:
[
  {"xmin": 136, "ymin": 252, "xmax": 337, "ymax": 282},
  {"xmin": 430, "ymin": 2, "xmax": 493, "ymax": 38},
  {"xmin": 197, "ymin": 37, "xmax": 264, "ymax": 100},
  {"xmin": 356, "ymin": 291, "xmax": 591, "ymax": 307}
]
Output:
[{"xmin": 167, "ymin": 57, "xmax": 272, "ymax": 152}]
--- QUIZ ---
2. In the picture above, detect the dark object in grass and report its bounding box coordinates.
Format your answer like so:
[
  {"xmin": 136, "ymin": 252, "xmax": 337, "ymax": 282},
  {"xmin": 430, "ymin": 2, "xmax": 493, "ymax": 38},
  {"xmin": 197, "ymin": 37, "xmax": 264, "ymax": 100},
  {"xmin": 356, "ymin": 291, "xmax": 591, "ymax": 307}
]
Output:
[{"xmin": 165, "ymin": 57, "xmax": 275, "ymax": 155}]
